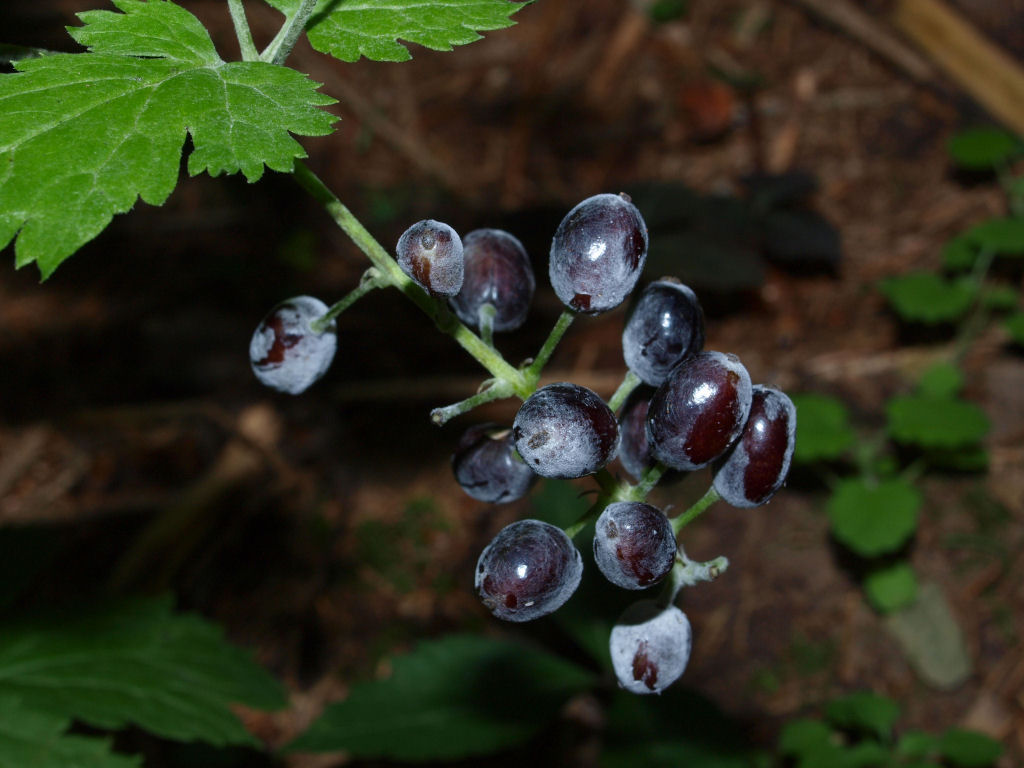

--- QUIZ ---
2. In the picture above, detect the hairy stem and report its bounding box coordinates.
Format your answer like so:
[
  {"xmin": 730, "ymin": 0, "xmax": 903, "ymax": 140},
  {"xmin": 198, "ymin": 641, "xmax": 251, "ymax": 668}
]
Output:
[
  {"xmin": 607, "ymin": 369, "xmax": 641, "ymax": 412},
  {"xmin": 670, "ymin": 485, "xmax": 720, "ymax": 535},
  {"xmin": 227, "ymin": 0, "xmax": 259, "ymax": 62},
  {"xmin": 310, "ymin": 268, "xmax": 387, "ymax": 334},
  {"xmin": 291, "ymin": 161, "xmax": 530, "ymax": 396},
  {"xmin": 525, "ymin": 309, "xmax": 575, "ymax": 383},
  {"xmin": 430, "ymin": 379, "xmax": 514, "ymax": 425},
  {"xmin": 262, "ymin": 0, "xmax": 318, "ymax": 65}
]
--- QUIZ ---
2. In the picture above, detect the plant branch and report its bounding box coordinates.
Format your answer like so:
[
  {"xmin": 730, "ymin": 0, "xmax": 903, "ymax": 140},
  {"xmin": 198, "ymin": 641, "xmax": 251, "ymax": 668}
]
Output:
[
  {"xmin": 227, "ymin": 0, "xmax": 259, "ymax": 62},
  {"xmin": 290, "ymin": 160, "xmax": 530, "ymax": 396},
  {"xmin": 430, "ymin": 379, "xmax": 514, "ymax": 425},
  {"xmin": 311, "ymin": 267, "xmax": 387, "ymax": 334},
  {"xmin": 607, "ymin": 369, "xmax": 641, "ymax": 412},
  {"xmin": 671, "ymin": 485, "xmax": 720, "ymax": 535},
  {"xmin": 262, "ymin": 0, "xmax": 318, "ymax": 65},
  {"xmin": 525, "ymin": 309, "xmax": 574, "ymax": 383}
]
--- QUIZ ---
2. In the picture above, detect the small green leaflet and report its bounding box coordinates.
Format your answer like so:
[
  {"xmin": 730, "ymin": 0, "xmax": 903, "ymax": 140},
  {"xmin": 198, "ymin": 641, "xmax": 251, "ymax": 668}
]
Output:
[
  {"xmin": 938, "ymin": 728, "xmax": 1003, "ymax": 767},
  {"xmin": 947, "ymin": 127, "xmax": 1023, "ymax": 169},
  {"xmin": 0, "ymin": 597, "xmax": 287, "ymax": 746},
  {"xmin": 1005, "ymin": 311, "xmax": 1024, "ymax": 345},
  {"xmin": 879, "ymin": 272, "xmax": 975, "ymax": 324},
  {"xmin": 886, "ymin": 395, "xmax": 989, "ymax": 449},
  {"xmin": 0, "ymin": 696, "xmax": 140, "ymax": 768},
  {"xmin": 864, "ymin": 561, "xmax": 918, "ymax": 613},
  {"xmin": 790, "ymin": 392, "xmax": 855, "ymax": 463},
  {"xmin": 827, "ymin": 477, "xmax": 919, "ymax": 557},
  {"xmin": 288, "ymin": 634, "xmax": 594, "ymax": 760},
  {"xmin": 825, "ymin": 692, "xmax": 900, "ymax": 741},
  {"xmin": 0, "ymin": 0, "xmax": 336, "ymax": 278},
  {"xmin": 263, "ymin": 0, "xmax": 529, "ymax": 62}
]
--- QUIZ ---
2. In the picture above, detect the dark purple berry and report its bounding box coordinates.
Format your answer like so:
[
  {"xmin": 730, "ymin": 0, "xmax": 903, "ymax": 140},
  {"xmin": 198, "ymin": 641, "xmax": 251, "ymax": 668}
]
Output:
[
  {"xmin": 475, "ymin": 519, "xmax": 583, "ymax": 622},
  {"xmin": 647, "ymin": 351, "xmax": 753, "ymax": 471},
  {"xmin": 249, "ymin": 296, "xmax": 336, "ymax": 394},
  {"xmin": 396, "ymin": 219, "xmax": 464, "ymax": 296},
  {"xmin": 618, "ymin": 386, "xmax": 657, "ymax": 481},
  {"xmin": 593, "ymin": 502, "xmax": 677, "ymax": 589},
  {"xmin": 610, "ymin": 601, "xmax": 691, "ymax": 694},
  {"xmin": 452, "ymin": 423, "xmax": 538, "ymax": 504},
  {"xmin": 449, "ymin": 229, "xmax": 535, "ymax": 332},
  {"xmin": 549, "ymin": 193, "xmax": 648, "ymax": 314},
  {"xmin": 513, "ymin": 383, "xmax": 619, "ymax": 478},
  {"xmin": 622, "ymin": 279, "xmax": 705, "ymax": 386},
  {"xmin": 713, "ymin": 386, "xmax": 796, "ymax": 508}
]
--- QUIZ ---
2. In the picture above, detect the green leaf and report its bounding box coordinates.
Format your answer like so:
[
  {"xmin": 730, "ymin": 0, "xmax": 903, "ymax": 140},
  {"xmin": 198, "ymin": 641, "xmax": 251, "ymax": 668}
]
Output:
[
  {"xmin": 963, "ymin": 217, "xmax": 1024, "ymax": 255},
  {"xmin": 879, "ymin": 272, "xmax": 975, "ymax": 323},
  {"xmin": 916, "ymin": 362, "xmax": 962, "ymax": 399},
  {"xmin": 863, "ymin": 561, "xmax": 918, "ymax": 613},
  {"xmin": 264, "ymin": 0, "xmax": 529, "ymax": 63},
  {"xmin": 938, "ymin": 728, "xmax": 1003, "ymax": 767},
  {"xmin": 1005, "ymin": 311, "xmax": 1024, "ymax": 345},
  {"xmin": 896, "ymin": 730, "xmax": 940, "ymax": 759},
  {"xmin": 942, "ymin": 235, "xmax": 978, "ymax": 271},
  {"xmin": 981, "ymin": 283, "xmax": 1019, "ymax": 311},
  {"xmin": 289, "ymin": 634, "xmax": 594, "ymax": 760},
  {"xmin": 947, "ymin": 128, "xmax": 1023, "ymax": 169},
  {"xmin": 826, "ymin": 477, "xmax": 920, "ymax": 557},
  {"xmin": 886, "ymin": 395, "xmax": 989, "ymax": 449},
  {"xmin": 0, "ymin": 696, "xmax": 141, "ymax": 768},
  {"xmin": 825, "ymin": 692, "xmax": 900, "ymax": 741},
  {"xmin": 790, "ymin": 393, "xmax": 855, "ymax": 463},
  {"xmin": 0, "ymin": 597, "xmax": 286, "ymax": 746},
  {"xmin": 0, "ymin": 0, "xmax": 336, "ymax": 278},
  {"xmin": 778, "ymin": 719, "xmax": 833, "ymax": 755}
]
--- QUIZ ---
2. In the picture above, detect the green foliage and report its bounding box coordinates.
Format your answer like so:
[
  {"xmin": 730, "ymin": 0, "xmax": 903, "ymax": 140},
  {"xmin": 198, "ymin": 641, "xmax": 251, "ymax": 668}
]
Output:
[
  {"xmin": 288, "ymin": 634, "xmax": 594, "ymax": 760},
  {"xmin": 648, "ymin": 0, "xmax": 690, "ymax": 24},
  {"xmin": 0, "ymin": 597, "xmax": 286, "ymax": 747},
  {"xmin": 938, "ymin": 728, "xmax": 1003, "ymax": 767},
  {"xmin": 864, "ymin": 561, "xmax": 918, "ymax": 613},
  {"xmin": 1005, "ymin": 311, "xmax": 1024, "ymax": 345},
  {"xmin": 916, "ymin": 362, "xmax": 962, "ymax": 399},
  {"xmin": 778, "ymin": 692, "xmax": 1003, "ymax": 768},
  {"xmin": 879, "ymin": 273, "xmax": 974, "ymax": 324},
  {"xmin": 885, "ymin": 395, "xmax": 990, "ymax": 449},
  {"xmin": 790, "ymin": 392, "xmax": 855, "ymax": 463},
  {"xmin": 0, "ymin": 0, "xmax": 336, "ymax": 278},
  {"xmin": 263, "ymin": 0, "xmax": 528, "ymax": 63},
  {"xmin": 942, "ymin": 235, "xmax": 977, "ymax": 271},
  {"xmin": 0, "ymin": 695, "xmax": 141, "ymax": 768},
  {"xmin": 825, "ymin": 692, "xmax": 900, "ymax": 740},
  {"xmin": 947, "ymin": 127, "xmax": 1023, "ymax": 169},
  {"xmin": 826, "ymin": 478, "xmax": 920, "ymax": 557},
  {"xmin": 963, "ymin": 217, "xmax": 1024, "ymax": 256}
]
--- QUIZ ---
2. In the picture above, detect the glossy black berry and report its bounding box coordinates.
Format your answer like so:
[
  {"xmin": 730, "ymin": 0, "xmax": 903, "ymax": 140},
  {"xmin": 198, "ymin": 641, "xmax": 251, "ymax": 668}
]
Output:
[
  {"xmin": 452, "ymin": 423, "xmax": 538, "ymax": 504},
  {"xmin": 249, "ymin": 296, "xmax": 337, "ymax": 395},
  {"xmin": 622, "ymin": 279, "xmax": 705, "ymax": 386},
  {"xmin": 610, "ymin": 601, "xmax": 692, "ymax": 694},
  {"xmin": 449, "ymin": 229, "xmax": 535, "ymax": 332},
  {"xmin": 549, "ymin": 193, "xmax": 648, "ymax": 314},
  {"xmin": 513, "ymin": 383, "xmax": 619, "ymax": 479},
  {"xmin": 647, "ymin": 351, "xmax": 753, "ymax": 471},
  {"xmin": 396, "ymin": 219, "xmax": 464, "ymax": 296},
  {"xmin": 618, "ymin": 386, "xmax": 657, "ymax": 481},
  {"xmin": 475, "ymin": 519, "xmax": 583, "ymax": 622},
  {"xmin": 593, "ymin": 502, "xmax": 677, "ymax": 590},
  {"xmin": 713, "ymin": 386, "xmax": 796, "ymax": 508}
]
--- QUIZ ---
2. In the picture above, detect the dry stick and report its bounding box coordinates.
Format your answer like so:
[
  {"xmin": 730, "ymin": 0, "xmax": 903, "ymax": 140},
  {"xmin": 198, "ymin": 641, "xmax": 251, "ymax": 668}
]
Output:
[
  {"xmin": 786, "ymin": 0, "xmax": 935, "ymax": 83},
  {"xmin": 894, "ymin": 0, "xmax": 1024, "ymax": 137}
]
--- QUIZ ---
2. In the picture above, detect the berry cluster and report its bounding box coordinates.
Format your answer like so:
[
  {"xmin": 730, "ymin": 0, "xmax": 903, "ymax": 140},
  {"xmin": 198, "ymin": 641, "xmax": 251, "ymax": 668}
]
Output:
[{"xmin": 249, "ymin": 192, "xmax": 796, "ymax": 696}]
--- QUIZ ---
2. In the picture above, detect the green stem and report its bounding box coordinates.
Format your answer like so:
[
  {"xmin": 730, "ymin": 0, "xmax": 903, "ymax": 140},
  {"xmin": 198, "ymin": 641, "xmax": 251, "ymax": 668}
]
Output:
[
  {"xmin": 608, "ymin": 369, "xmax": 641, "ymax": 412},
  {"xmin": 525, "ymin": 309, "xmax": 575, "ymax": 383},
  {"xmin": 310, "ymin": 268, "xmax": 386, "ymax": 334},
  {"xmin": 630, "ymin": 462, "xmax": 667, "ymax": 501},
  {"xmin": 564, "ymin": 499, "xmax": 603, "ymax": 541},
  {"xmin": 671, "ymin": 486, "xmax": 720, "ymax": 535},
  {"xmin": 657, "ymin": 547, "xmax": 730, "ymax": 607},
  {"xmin": 262, "ymin": 0, "xmax": 318, "ymax": 65},
  {"xmin": 227, "ymin": 0, "xmax": 259, "ymax": 62},
  {"xmin": 478, "ymin": 303, "xmax": 496, "ymax": 348},
  {"xmin": 290, "ymin": 161, "xmax": 529, "ymax": 396},
  {"xmin": 430, "ymin": 379, "xmax": 514, "ymax": 425}
]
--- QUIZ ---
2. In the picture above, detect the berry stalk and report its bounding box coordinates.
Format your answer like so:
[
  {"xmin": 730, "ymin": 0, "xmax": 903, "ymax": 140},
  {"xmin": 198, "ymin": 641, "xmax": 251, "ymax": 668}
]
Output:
[
  {"xmin": 310, "ymin": 267, "xmax": 388, "ymax": 334},
  {"xmin": 291, "ymin": 161, "xmax": 531, "ymax": 397},
  {"xmin": 671, "ymin": 485, "xmax": 721, "ymax": 535}
]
